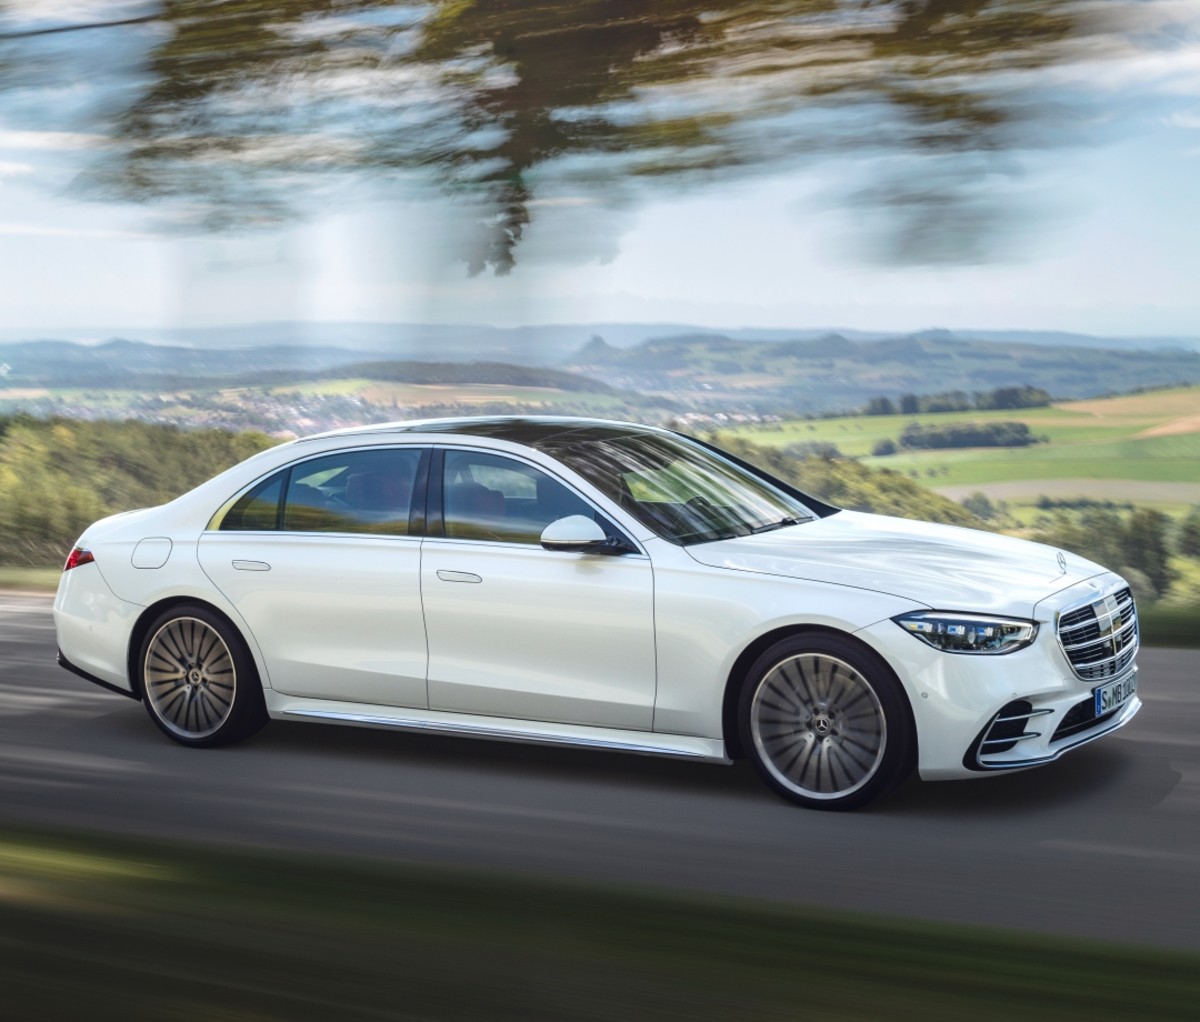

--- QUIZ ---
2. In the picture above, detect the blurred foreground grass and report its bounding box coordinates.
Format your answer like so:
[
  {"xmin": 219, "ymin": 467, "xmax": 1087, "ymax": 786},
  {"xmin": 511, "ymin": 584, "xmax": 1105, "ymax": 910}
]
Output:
[{"xmin": 1, "ymin": 828, "xmax": 1196, "ymax": 1021}]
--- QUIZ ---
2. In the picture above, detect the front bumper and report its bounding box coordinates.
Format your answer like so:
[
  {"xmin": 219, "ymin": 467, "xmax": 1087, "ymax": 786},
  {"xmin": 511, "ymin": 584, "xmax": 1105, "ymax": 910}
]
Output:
[
  {"xmin": 962, "ymin": 687, "xmax": 1141, "ymax": 771},
  {"xmin": 855, "ymin": 574, "xmax": 1141, "ymax": 782}
]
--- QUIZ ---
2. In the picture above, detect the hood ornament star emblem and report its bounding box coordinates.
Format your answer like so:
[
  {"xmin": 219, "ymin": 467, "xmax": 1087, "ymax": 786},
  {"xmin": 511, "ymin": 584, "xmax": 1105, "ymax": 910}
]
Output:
[{"xmin": 1056, "ymin": 551, "xmax": 1068, "ymax": 574}]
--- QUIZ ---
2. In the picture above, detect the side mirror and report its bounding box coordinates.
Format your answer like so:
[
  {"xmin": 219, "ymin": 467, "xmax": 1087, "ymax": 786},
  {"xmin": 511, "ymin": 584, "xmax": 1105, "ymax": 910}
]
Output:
[{"xmin": 540, "ymin": 515, "xmax": 612, "ymax": 553}]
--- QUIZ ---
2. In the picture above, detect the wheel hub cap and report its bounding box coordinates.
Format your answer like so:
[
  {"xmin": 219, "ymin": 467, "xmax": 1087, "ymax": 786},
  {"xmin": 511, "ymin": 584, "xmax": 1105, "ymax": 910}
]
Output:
[
  {"xmin": 144, "ymin": 617, "xmax": 236, "ymax": 739},
  {"xmin": 750, "ymin": 652, "xmax": 887, "ymax": 800}
]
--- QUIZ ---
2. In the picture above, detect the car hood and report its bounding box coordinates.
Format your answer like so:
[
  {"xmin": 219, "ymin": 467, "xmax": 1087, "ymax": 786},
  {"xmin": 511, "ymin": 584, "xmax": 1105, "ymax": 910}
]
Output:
[{"xmin": 684, "ymin": 510, "xmax": 1106, "ymax": 617}]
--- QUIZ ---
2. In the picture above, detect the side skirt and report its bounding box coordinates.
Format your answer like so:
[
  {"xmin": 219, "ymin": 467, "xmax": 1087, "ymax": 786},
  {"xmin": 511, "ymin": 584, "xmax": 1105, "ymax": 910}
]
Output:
[{"xmin": 265, "ymin": 693, "xmax": 730, "ymax": 763}]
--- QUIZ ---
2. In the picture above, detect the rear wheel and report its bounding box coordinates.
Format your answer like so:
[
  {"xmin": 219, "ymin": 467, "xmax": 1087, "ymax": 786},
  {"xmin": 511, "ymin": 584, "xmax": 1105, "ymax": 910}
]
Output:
[
  {"xmin": 738, "ymin": 634, "xmax": 913, "ymax": 810},
  {"xmin": 138, "ymin": 604, "xmax": 267, "ymax": 747}
]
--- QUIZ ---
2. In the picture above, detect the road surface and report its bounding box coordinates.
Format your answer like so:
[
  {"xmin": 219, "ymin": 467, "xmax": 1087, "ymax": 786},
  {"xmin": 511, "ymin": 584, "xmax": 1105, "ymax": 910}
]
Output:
[{"xmin": 2, "ymin": 592, "xmax": 1196, "ymax": 949}]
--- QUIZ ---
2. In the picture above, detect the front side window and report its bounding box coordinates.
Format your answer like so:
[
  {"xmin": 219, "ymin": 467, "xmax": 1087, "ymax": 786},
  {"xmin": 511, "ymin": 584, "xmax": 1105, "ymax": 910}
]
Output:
[
  {"xmin": 441, "ymin": 449, "xmax": 607, "ymax": 545},
  {"xmin": 220, "ymin": 448, "xmax": 423, "ymax": 535},
  {"xmin": 538, "ymin": 431, "xmax": 815, "ymax": 545}
]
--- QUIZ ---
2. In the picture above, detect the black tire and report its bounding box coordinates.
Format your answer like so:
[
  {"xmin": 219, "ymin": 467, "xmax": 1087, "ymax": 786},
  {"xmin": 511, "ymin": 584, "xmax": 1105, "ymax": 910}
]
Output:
[
  {"xmin": 137, "ymin": 603, "xmax": 268, "ymax": 748},
  {"xmin": 738, "ymin": 633, "xmax": 914, "ymax": 810}
]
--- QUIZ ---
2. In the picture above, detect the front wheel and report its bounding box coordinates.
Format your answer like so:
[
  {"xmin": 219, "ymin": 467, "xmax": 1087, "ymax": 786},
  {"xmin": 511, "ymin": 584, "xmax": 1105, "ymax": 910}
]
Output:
[
  {"xmin": 138, "ymin": 604, "xmax": 267, "ymax": 748},
  {"xmin": 738, "ymin": 634, "xmax": 914, "ymax": 810}
]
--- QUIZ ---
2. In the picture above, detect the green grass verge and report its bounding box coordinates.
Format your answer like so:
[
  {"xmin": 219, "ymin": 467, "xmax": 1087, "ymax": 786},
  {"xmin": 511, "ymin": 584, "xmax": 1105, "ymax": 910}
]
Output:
[
  {"xmin": 1137, "ymin": 606, "xmax": 1200, "ymax": 648},
  {"xmin": 0, "ymin": 828, "xmax": 1197, "ymax": 1021},
  {"xmin": 0, "ymin": 566, "xmax": 59, "ymax": 591}
]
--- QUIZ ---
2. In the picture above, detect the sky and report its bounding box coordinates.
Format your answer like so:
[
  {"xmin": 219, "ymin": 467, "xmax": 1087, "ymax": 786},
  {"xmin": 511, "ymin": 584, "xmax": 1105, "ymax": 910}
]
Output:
[{"xmin": 1, "ymin": 1, "xmax": 1200, "ymax": 341}]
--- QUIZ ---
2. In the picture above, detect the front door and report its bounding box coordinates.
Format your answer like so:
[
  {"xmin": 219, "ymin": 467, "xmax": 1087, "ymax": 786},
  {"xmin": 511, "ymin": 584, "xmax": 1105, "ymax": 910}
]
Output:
[{"xmin": 422, "ymin": 447, "xmax": 656, "ymax": 730}]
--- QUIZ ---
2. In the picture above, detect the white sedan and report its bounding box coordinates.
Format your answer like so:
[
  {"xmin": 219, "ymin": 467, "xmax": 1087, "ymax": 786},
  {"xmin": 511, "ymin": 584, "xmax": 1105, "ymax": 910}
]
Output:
[{"xmin": 54, "ymin": 417, "xmax": 1141, "ymax": 809}]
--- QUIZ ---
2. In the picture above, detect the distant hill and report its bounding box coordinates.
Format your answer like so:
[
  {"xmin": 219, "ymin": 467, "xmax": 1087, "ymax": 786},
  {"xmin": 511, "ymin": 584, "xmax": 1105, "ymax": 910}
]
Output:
[
  {"xmin": 0, "ymin": 339, "xmax": 376, "ymax": 387},
  {"xmin": 2, "ymin": 321, "xmax": 1196, "ymax": 363},
  {"xmin": 3, "ymin": 333, "xmax": 1199, "ymax": 419},
  {"xmin": 0, "ymin": 339, "xmax": 621, "ymax": 396},
  {"xmin": 565, "ymin": 332, "xmax": 1200, "ymax": 414}
]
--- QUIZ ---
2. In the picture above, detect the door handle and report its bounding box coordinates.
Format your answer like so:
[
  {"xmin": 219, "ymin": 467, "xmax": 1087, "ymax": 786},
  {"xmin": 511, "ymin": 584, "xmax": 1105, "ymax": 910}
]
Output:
[
  {"xmin": 233, "ymin": 560, "xmax": 271, "ymax": 572},
  {"xmin": 436, "ymin": 570, "xmax": 482, "ymax": 584}
]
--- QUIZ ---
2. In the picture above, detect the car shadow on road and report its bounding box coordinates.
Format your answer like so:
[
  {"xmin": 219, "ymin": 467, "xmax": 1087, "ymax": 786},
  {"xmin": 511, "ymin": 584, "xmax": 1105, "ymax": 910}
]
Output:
[
  {"xmin": 877, "ymin": 740, "xmax": 1181, "ymax": 819},
  {"xmin": 86, "ymin": 703, "xmax": 1181, "ymax": 816},
  {"xmin": 257, "ymin": 718, "xmax": 771, "ymax": 798}
]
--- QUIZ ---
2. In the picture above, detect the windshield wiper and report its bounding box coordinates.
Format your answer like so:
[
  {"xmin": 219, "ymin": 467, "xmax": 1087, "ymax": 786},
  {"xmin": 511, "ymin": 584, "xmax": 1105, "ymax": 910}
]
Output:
[{"xmin": 749, "ymin": 516, "xmax": 807, "ymax": 535}]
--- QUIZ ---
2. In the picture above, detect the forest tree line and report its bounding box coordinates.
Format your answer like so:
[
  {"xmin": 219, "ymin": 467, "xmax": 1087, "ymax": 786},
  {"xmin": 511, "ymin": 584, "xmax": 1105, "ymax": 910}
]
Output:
[
  {"xmin": 2, "ymin": 416, "xmax": 1195, "ymax": 611},
  {"xmin": 0, "ymin": 416, "xmax": 274, "ymax": 566}
]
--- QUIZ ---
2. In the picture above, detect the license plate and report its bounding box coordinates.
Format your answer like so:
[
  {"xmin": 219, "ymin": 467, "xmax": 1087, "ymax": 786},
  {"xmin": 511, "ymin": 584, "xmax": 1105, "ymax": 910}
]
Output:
[{"xmin": 1094, "ymin": 670, "xmax": 1137, "ymax": 717}]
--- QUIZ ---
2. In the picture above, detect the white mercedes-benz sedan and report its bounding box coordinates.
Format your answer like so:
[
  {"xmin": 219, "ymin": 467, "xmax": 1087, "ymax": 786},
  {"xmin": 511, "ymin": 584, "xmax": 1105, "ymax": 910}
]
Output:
[{"xmin": 54, "ymin": 417, "xmax": 1141, "ymax": 809}]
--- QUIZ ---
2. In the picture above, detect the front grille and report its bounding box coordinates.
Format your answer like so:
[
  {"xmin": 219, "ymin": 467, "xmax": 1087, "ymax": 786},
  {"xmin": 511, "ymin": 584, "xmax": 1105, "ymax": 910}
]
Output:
[{"xmin": 1057, "ymin": 587, "xmax": 1138, "ymax": 682}]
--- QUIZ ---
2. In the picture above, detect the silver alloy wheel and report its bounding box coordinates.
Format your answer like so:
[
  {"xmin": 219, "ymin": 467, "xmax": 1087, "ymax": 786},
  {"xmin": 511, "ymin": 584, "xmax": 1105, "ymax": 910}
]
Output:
[
  {"xmin": 749, "ymin": 653, "xmax": 887, "ymax": 800},
  {"xmin": 144, "ymin": 616, "xmax": 237, "ymax": 739}
]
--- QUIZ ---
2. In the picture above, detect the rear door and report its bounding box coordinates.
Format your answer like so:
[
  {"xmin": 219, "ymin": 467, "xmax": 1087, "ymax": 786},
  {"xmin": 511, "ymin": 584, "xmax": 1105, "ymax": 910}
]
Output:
[{"xmin": 198, "ymin": 446, "xmax": 430, "ymax": 707}]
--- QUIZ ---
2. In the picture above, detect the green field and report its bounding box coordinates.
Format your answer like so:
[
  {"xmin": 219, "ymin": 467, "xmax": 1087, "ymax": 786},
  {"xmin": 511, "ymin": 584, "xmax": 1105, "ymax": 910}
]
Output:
[{"xmin": 727, "ymin": 387, "xmax": 1200, "ymax": 515}]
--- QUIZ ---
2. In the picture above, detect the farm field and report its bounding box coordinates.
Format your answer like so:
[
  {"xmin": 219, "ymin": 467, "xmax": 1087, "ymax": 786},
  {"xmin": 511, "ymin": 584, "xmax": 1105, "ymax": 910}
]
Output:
[{"xmin": 725, "ymin": 387, "xmax": 1200, "ymax": 516}]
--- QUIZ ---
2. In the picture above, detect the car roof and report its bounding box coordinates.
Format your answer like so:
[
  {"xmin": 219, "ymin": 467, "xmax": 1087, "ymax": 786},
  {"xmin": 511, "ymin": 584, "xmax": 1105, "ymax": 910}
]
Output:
[{"xmin": 296, "ymin": 416, "xmax": 668, "ymax": 448}]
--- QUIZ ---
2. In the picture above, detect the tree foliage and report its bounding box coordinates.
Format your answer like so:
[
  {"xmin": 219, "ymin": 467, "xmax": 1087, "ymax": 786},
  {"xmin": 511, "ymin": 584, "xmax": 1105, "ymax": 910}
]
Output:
[
  {"xmin": 898, "ymin": 420, "xmax": 1040, "ymax": 450},
  {"xmin": 0, "ymin": 416, "xmax": 275, "ymax": 565},
  {"xmin": 2, "ymin": 1, "xmax": 1104, "ymax": 272},
  {"xmin": 888, "ymin": 385, "xmax": 1051, "ymax": 416},
  {"xmin": 1031, "ymin": 508, "xmax": 1177, "ymax": 600}
]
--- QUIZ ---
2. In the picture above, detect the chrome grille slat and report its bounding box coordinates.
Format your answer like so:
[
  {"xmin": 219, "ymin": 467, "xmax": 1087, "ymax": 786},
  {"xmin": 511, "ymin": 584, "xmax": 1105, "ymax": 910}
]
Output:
[
  {"xmin": 1061, "ymin": 618, "xmax": 1138, "ymax": 653},
  {"xmin": 1059, "ymin": 618, "xmax": 1102, "ymax": 636},
  {"xmin": 981, "ymin": 731, "xmax": 1041, "ymax": 748}
]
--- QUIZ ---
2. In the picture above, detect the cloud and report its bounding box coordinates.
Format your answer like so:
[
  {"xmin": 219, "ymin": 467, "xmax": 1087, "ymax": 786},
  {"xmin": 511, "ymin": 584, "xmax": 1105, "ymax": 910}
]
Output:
[
  {"xmin": 0, "ymin": 161, "xmax": 34, "ymax": 178},
  {"xmin": 3, "ymin": 1, "xmax": 147, "ymax": 27},
  {"xmin": 1163, "ymin": 111, "xmax": 1200, "ymax": 128},
  {"xmin": 0, "ymin": 223, "xmax": 153, "ymax": 240},
  {"xmin": 0, "ymin": 130, "xmax": 105, "ymax": 151}
]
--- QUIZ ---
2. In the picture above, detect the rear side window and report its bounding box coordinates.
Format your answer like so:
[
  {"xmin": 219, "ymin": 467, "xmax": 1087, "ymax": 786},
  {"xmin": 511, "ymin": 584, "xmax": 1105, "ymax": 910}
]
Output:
[
  {"xmin": 221, "ymin": 475, "xmax": 282, "ymax": 532},
  {"xmin": 219, "ymin": 448, "xmax": 424, "ymax": 535}
]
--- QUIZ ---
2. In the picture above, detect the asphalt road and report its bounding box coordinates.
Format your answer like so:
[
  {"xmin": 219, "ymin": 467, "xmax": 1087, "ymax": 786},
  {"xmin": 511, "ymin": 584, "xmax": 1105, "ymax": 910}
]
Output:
[{"xmin": 2, "ymin": 591, "xmax": 1197, "ymax": 950}]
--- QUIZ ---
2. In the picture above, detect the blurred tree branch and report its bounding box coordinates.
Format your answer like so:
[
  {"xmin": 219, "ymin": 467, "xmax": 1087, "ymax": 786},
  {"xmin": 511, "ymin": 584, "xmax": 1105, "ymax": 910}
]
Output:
[{"xmin": 0, "ymin": 1, "xmax": 1109, "ymax": 273}]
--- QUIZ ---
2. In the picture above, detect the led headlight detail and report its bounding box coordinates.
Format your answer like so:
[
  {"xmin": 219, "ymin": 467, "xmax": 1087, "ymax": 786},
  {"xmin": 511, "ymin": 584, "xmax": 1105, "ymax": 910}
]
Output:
[{"xmin": 893, "ymin": 611, "xmax": 1038, "ymax": 655}]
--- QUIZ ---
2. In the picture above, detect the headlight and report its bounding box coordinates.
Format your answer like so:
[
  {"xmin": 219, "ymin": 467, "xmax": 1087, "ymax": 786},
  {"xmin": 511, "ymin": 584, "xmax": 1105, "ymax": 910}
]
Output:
[{"xmin": 892, "ymin": 611, "xmax": 1038, "ymax": 655}]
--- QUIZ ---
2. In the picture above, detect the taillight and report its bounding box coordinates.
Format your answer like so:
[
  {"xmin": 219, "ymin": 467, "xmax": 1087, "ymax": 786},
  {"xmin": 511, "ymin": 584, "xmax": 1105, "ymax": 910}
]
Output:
[{"xmin": 63, "ymin": 547, "xmax": 95, "ymax": 571}]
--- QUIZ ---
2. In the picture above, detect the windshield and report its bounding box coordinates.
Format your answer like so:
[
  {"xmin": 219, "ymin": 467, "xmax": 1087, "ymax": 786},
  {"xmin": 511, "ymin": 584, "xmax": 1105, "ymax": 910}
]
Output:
[{"xmin": 541, "ymin": 431, "xmax": 815, "ymax": 546}]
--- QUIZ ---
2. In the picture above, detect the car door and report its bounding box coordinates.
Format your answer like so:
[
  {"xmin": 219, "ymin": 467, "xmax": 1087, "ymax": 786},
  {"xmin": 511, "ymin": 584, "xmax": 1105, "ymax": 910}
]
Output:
[
  {"xmin": 422, "ymin": 446, "xmax": 656, "ymax": 730},
  {"xmin": 198, "ymin": 446, "xmax": 430, "ymax": 708}
]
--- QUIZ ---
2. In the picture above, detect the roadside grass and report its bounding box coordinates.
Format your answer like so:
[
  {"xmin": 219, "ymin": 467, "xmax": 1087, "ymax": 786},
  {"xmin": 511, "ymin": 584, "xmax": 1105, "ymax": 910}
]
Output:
[
  {"xmin": 0, "ymin": 566, "xmax": 59, "ymax": 591},
  {"xmin": 1138, "ymin": 605, "xmax": 1200, "ymax": 648},
  {"xmin": 1, "ymin": 827, "xmax": 1197, "ymax": 1022}
]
